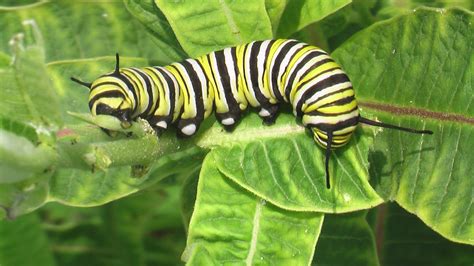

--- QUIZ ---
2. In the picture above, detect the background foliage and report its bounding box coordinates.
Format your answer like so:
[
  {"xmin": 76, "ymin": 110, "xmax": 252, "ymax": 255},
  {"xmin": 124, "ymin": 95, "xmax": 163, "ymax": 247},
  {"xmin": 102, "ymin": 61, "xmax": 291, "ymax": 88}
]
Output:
[{"xmin": 0, "ymin": 0, "xmax": 473, "ymax": 265}]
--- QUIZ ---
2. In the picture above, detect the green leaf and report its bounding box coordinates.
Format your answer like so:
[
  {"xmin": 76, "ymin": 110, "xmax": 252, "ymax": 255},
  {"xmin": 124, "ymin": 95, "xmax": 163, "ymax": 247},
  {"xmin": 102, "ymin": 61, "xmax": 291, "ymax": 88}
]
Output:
[
  {"xmin": 0, "ymin": 213, "xmax": 56, "ymax": 266},
  {"xmin": 332, "ymin": 7, "xmax": 473, "ymax": 244},
  {"xmin": 377, "ymin": 0, "xmax": 474, "ymax": 19},
  {"xmin": 314, "ymin": 0, "xmax": 379, "ymax": 51},
  {"xmin": 204, "ymin": 112, "xmax": 382, "ymax": 213},
  {"xmin": 276, "ymin": 0, "xmax": 352, "ymax": 38},
  {"xmin": 0, "ymin": 32, "xmax": 61, "ymax": 126},
  {"xmin": 0, "ymin": 116, "xmax": 38, "ymax": 143},
  {"xmin": 181, "ymin": 167, "xmax": 201, "ymax": 232},
  {"xmin": 123, "ymin": 0, "xmax": 187, "ymax": 62},
  {"xmin": 185, "ymin": 244, "xmax": 216, "ymax": 265},
  {"xmin": 41, "ymin": 185, "xmax": 186, "ymax": 266},
  {"xmin": 185, "ymin": 154, "xmax": 323, "ymax": 264},
  {"xmin": 381, "ymin": 203, "xmax": 474, "ymax": 265},
  {"xmin": 264, "ymin": 0, "xmax": 289, "ymax": 35},
  {"xmin": 0, "ymin": 175, "xmax": 50, "ymax": 218},
  {"xmin": 0, "ymin": 129, "xmax": 55, "ymax": 183},
  {"xmin": 155, "ymin": 0, "xmax": 273, "ymax": 57},
  {"xmin": 0, "ymin": 51, "xmax": 10, "ymax": 66},
  {"xmin": 0, "ymin": 1, "xmax": 168, "ymax": 62},
  {"xmin": 313, "ymin": 211, "xmax": 379, "ymax": 266}
]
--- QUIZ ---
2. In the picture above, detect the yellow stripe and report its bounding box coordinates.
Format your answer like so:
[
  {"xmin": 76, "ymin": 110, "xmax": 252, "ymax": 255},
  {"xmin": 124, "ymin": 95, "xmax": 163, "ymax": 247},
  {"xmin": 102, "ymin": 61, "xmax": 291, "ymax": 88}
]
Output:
[
  {"xmin": 89, "ymin": 76, "xmax": 130, "ymax": 102},
  {"xmin": 120, "ymin": 69, "xmax": 150, "ymax": 115},
  {"xmin": 263, "ymin": 39, "xmax": 285, "ymax": 99},
  {"xmin": 237, "ymin": 43, "xmax": 259, "ymax": 107},
  {"xmin": 334, "ymin": 126, "xmax": 357, "ymax": 135},
  {"xmin": 304, "ymin": 89, "xmax": 355, "ymax": 113},
  {"xmin": 142, "ymin": 67, "xmax": 171, "ymax": 117},
  {"xmin": 317, "ymin": 100, "xmax": 357, "ymax": 114},
  {"xmin": 89, "ymin": 85, "xmax": 119, "ymax": 101},
  {"xmin": 165, "ymin": 64, "xmax": 189, "ymax": 120},
  {"xmin": 201, "ymin": 54, "xmax": 229, "ymax": 114},
  {"xmin": 289, "ymin": 61, "xmax": 340, "ymax": 102},
  {"xmin": 280, "ymin": 45, "xmax": 314, "ymax": 95},
  {"xmin": 316, "ymin": 131, "xmax": 351, "ymax": 142},
  {"xmin": 91, "ymin": 97, "xmax": 123, "ymax": 115}
]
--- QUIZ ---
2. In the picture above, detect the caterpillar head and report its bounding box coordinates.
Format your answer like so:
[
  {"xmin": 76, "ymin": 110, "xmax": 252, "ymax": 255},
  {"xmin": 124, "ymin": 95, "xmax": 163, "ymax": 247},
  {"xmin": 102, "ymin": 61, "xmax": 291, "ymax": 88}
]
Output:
[
  {"xmin": 308, "ymin": 114, "xmax": 359, "ymax": 189},
  {"xmin": 311, "ymin": 125, "xmax": 357, "ymax": 149},
  {"xmin": 71, "ymin": 54, "xmax": 134, "ymax": 128}
]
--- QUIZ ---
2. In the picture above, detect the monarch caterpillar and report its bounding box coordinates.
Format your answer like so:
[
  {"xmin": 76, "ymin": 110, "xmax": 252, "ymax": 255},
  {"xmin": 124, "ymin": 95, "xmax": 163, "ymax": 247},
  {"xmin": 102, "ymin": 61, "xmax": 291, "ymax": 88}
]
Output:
[{"xmin": 71, "ymin": 39, "xmax": 432, "ymax": 189}]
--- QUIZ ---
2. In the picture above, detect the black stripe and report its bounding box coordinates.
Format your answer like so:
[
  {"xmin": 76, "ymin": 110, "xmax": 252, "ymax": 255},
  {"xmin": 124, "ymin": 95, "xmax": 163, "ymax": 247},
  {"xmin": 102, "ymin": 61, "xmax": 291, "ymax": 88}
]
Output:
[
  {"xmin": 181, "ymin": 60, "xmax": 204, "ymax": 122},
  {"xmin": 306, "ymin": 105, "xmax": 358, "ymax": 117},
  {"xmin": 333, "ymin": 130, "xmax": 356, "ymax": 138},
  {"xmin": 214, "ymin": 50, "xmax": 239, "ymax": 114},
  {"xmin": 273, "ymin": 43, "xmax": 308, "ymax": 102},
  {"xmin": 193, "ymin": 58, "xmax": 211, "ymax": 103},
  {"xmin": 231, "ymin": 47, "xmax": 239, "ymax": 84},
  {"xmin": 261, "ymin": 40, "xmax": 277, "ymax": 99},
  {"xmin": 144, "ymin": 67, "xmax": 164, "ymax": 112},
  {"xmin": 294, "ymin": 71, "xmax": 347, "ymax": 117},
  {"xmin": 91, "ymin": 81, "xmax": 123, "ymax": 90},
  {"xmin": 153, "ymin": 67, "xmax": 176, "ymax": 123},
  {"xmin": 307, "ymin": 86, "xmax": 353, "ymax": 107},
  {"xmin": 168, "ymin": 64, "xmax": 189, "ymax": 119},
  {"xmin": 89, "ymin": 90, "xmax": 124, "ymax": 110},
  {"xmin": 248, "ymin": 41, "xmax": 272, "ymax": 107},
  {"xmin": 308, "ymin": 116, "xmax": 359, "ymax": 131},
  {"xmin": 284, "ymin": 56, "xmax": 332, "ymax": 100},
  {"xmin": 118, "ymin": 70, "xmax": 143, "ymax": 113},
  {"xmin": 270, "ymin": 40, "xmax": 300, "ymax": 101},
  {"xmin": 93, "ymin": 77, "xmax": 138, "ymax": 113},
  {"xmin": 207, "ymin": 53, "xmax": 221, "ymax": 102},
  {"xmin": 318, "ymin": 95, "xmax": 355, "ymax": 109},
  {"xmin": 131, "ymin": 68, "xmax": 155, "ymax": 116}
]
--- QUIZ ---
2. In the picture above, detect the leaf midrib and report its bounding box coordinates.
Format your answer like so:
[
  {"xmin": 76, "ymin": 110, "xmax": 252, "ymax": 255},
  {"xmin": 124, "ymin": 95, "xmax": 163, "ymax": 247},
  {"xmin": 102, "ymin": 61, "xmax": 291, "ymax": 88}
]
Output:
[
  {"xmin": 359, "ymin": 101, "xmax": 474, "ymax": 125},
  {"xmin": 196, "ymin": 123, "xmax": 305, "ymax": 148}
]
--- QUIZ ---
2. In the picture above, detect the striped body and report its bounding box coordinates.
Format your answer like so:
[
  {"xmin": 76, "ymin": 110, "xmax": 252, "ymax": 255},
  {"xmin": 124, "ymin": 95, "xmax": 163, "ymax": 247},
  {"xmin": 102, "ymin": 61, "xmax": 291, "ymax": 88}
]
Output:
[{"xmin": 88, "ymin": 39, "xmax": 359, "ymax": 148}]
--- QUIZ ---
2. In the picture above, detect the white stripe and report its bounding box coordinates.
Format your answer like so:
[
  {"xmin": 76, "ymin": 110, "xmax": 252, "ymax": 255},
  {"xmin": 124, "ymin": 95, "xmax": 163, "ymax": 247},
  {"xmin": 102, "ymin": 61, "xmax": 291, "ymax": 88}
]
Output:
[
  {"xmin": 223, "ymin": 47, "xmax": 239, "ymax": 104},
  {"xmin": 244, "ymin": 42, "xmax": 258, "ymax": 105},
  {"xmin": 160, "ymin": 67, "xmax": 180, "ymax": 118},
  {"xmin": 175, "ymin": 63, "xmax": 197, "ymax": 118},
  {"xmin": 303, "ymin": 81, "xmax": 352, "ymax": 110},
  {"xmin": 210, "ymin": 53, "xmax": 229, "ymax": 113},
  {"xmin": 292, "ymin": 68, "xmax": 345, "ymax": 111},
  {"xmin": 268, "ymin": 39, "xmax": 293, "ymax": 96},
  {"xmin": 187, "ymin": 58, "xmax": 209, "ymax": 112},
  {"xmin": 154, "ymin": 67, "xmax": 172, "ymax": 115},
  {"xmin": 287, "ymin": 54, "xmax": 332, "ymax": 105},
  {"xmin": 257, "ymin": 40, "xmax": 270, "ymax": 97},
  {"xmin": 276, "ymin": 42, "xmax": 305, "ymax": 98},
  {"xmin": 93, "ymin": 76, "xmax": 137, "ymax": 109},
  {"xmin": 128, "ymin": 68, "xmax": 150, "ymax": 115},
  {"xmin": 302, "ymin": 109, "xmax": 359, "ymax": 126},
  {"xmin": 282, "ymin": 49, "xmax": 326, "ymax": 101},
  {"xmin": 334, "ymin": 125, "xmax": 357, "ymax": 135}
]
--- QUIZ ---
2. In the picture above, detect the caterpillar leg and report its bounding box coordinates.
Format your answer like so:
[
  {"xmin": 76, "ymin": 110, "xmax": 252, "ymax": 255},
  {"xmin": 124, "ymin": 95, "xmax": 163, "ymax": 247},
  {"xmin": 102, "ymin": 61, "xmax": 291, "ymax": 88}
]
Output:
[
  {"xmin": 176, "ymin": 118, "xmax": 203, "ymax": 138},
  {"xmin": 215, "ymin": 112, "xmax": 241, "ymax": 132},
  {"xmin": 259, "ymin": 104, "xmax": 280, "ymax": 125},
  {"xmin": 147, "ymin": 116, "xmax": 171, "ymax": 136}
]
